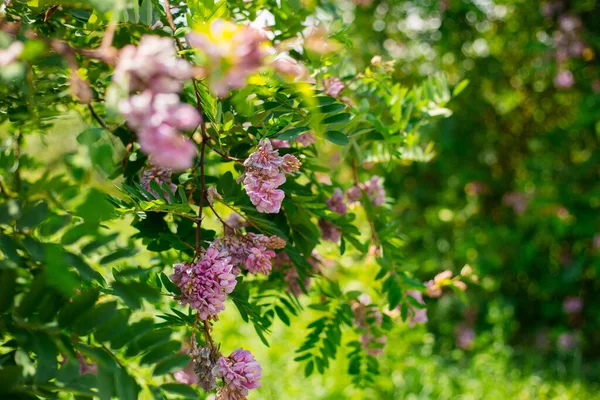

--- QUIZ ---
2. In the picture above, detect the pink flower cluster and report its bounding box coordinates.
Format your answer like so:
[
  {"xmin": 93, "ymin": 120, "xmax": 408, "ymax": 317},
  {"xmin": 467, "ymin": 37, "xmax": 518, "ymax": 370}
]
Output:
[
  {"xmin": 170, "ymin": 248, "xmax": 237, "ymax": 320},
  {"xmin": 406, "ymin": 290, "xmax": 428, "ymax": 327},
  {"xmin": 214, "ymin": 348, "xmax": 262, "ymax": 399},
  {"xmin": 346, "ymin": 176, "xmax": 386, "ymax": 206},
  {"xmin": 187, "ymin": 19, "xmax": 267, "ymax": 97},
  {"xmin": 318, "ymin": 218, "xmax": 341, "ymax": 242},
  {"xmin": 140, "ymin": 165, "xmax": 177, "ymax": 202},
  {"xmin": 351, "ymin": 294, "xmax": 387, "ymax": 356},
  {"xmin": 0, "ymin": 41, "xmax": 23, "ymax": 66},
  {"xmin": 273, "ymin": 250, "xmax": 322, "ymax": 296},
  {"xmin": 114, "ymin": 35, "xmax": 199, "ymax": 171},
  {"xmin": 323, "ymin": 76, "xmax": 345, "ymax": 98},
  {"xmin": 270, "ymin": 132, "xmax": 317, "ymax": 150},
  {"xmin": 241, "ymin": 139, "xmax": 301, "ymax": 213},
  {"xmin": 326, "ymin": 188, "xmax": 347, "ymax": 214},
  {"xmin": 211, "ymin": 232, "xmax": 284, "ymax": 276}
]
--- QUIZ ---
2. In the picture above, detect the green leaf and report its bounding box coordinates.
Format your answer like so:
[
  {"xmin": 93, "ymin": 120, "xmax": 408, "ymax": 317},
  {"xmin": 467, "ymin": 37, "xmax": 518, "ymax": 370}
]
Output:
[
  {"xmin": 77, "ymin": 127, "xmax": 104, "ymax": 145},
  {"xmin": 152, "ymin": 354, "xmax": 191, "ymax": 376},
  {"xmin": 304, "ymin": 360, "xmax": 314, "ymax": 377},
  {"xmin": 58, "ymin": 289, "xmax": 100, "ymax": 328},
  {"xmin": 125, "ymin": 328, "xmax": 172, "ymax": 357},
  {"xmin": 97, "ymin": 364, "xmax": 114, "ymax": 400},
  {"xmin": 73, "ymin": 301, "xmax": 118, "ymax": 336},
  {"xmin": 16, "ymin": 273, "xmax": 47, "ymax": 318},
  {"xmin": 0, "ymin": 269, "xmax": 17, "ymax": 314},
  {"xmin": 452, "ymin": 79, "xmax": 470, "ymax": 97},
  {"xmin": 140, "ymin": 341, "xmax": 181, "ymax": 365},
  {"xmin": 0, "ymin": 366, "xmax": 22, "ymax": 393},
  {"xmin": 161, "ymin": 383, "xmax": 199, "ymax": 398},
  {"xmin": 32, "ymin": 331, "xmax": 59, "ymax": 382},
  {"xmin": 140, "ymin": 0, "xmax": 154, "ymax": 25},
  {"xmin": 115, "ymin": 367, "xmax": 139, "ymax": 400},
  {"xmin": 278, "ymin": 126, "xmax": 309, "ymax": 141},
  {"xmin": 322, "ymin": 113, "xmax": 352, "ymax": 125},
  {"xmin": 274, "ymin": 306, "xmax": 290, "ymax": 326},
  {"xmin": 324, "ymin": 131, "xmax": 349, "ymax": 146},
  {"xmin": 16, "ymin": 200, "xmax": 48, "ymax": 230},
  {"xmin": 95, "ymin": 308, "xmax": 132, "ymax": 342}
]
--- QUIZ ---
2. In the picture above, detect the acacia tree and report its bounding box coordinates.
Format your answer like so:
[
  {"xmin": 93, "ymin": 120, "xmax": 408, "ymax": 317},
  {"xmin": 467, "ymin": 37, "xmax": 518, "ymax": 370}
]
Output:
[{"xmin": 0, "ymin": 1, "xmax": 467, "ymax": 398}]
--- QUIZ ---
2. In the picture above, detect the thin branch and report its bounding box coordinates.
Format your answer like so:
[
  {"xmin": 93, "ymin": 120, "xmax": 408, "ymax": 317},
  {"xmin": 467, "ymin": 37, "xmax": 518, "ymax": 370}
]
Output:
[
  {"xmin": 207, "ymin": 201, "xmax": 236, "ymax": 232},
  {"xmin": 163, "ymin": 0, "xmax": 184, "ymax": 52},
  {"xmin": 87, "ymin": 104, "xmax": 110, "ymax": 131},
  {"xmin": 204, "ymin": 140, "xmax": 244, "ymax": 163}
]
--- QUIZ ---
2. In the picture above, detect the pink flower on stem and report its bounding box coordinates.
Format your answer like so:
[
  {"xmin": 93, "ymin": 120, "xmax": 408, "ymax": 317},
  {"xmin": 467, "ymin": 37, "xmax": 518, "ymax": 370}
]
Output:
[
  {"xmin": 406, "ymin": 290, "xmax": 428, "ymax": 327},
  {"xmin": 242, "ymin": 139, "xmax": 301, "ymax": 214},
  {"xmin": 170, "ymin": 248, "xmax": 237, "ymax": 320},
  {"xmin": 140, "ymin": 165, "xmax": 178, "ymax": 201},
  {"xmin": 0, "ymin": 41, "xmax": 23, "ymax": 66},
  {"xmin": 563, "ymin": 296, "xmax": 583, "ymax": 314},
  {"xmin": 319, "ymin": 218, "xmax": 341, "ymax": 242},
  {"xmin": 362, "ymin": 176, "xmax": 386, "ymax": 206},
  {"xmin": 294, "ymin": 132, "xmax": 316, "ymax": 146},
  {"xmin": 554, "ymin": 70, "xmax": 574, "ymax": 89},
  {"xmin": 323, "ymin": 76, "xmax": 345, "ymax": 98},
  {"xmin": 214, "ymin": 348, "xmax": 262, "ymax": 399},
  {"xmin": 114, "ymin": 36, "xmax": 200, "ymax": 171},
  {"xmin": 326, "ymin": 188, "xmax": 347, "ymax": 214}
]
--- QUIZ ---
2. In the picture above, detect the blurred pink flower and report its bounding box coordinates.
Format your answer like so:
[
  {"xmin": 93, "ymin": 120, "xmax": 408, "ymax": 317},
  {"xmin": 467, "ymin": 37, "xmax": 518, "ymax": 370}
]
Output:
[
  {"xmin": 563, "ymin": 296, "xmax": 583, "ymax": 314},
  {"xmin": 326, "ymin": 188, "xmax": 348, "ymax": 214},
  {"xmin": 554, "ymin": 70, "xmax": 574, "ymax": 89},
  {"xmin": 0, "ymin": 41, "xmax": 23, "ymax": 66}
]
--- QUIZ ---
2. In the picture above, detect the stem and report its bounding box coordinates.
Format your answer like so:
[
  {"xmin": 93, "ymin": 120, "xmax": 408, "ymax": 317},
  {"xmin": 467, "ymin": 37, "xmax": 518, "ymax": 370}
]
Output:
[
  {"xmin": 87, "ymin": 104, "xmax": 110, "ymax": 131},
  {"xmin": 207, "ymin": 201, "xmax": 236, "ymax": 232},
  {"xmin": 204, "ymin": 140, "xmax": 244, "ymax": 163},
  {"xmin": 14, "ymin": 131, "xmax": 22, "ymax": 193},
  {"xmin": 163, "ymin": 0, "xmax": 184, "ymax": 52}
]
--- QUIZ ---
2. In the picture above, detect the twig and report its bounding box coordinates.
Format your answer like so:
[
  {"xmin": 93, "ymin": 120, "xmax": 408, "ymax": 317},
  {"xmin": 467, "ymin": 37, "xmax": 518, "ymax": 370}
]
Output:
[
  {"xmin": 163, "ymin": 0, "xmax": 184, "ymax": 52},
  {"xmin": 14, "ymin": 131, "xmax": 22, "ymax": 193},
  {"xmin": 87, "ymin": 104, "xmax": 110, "ymax": 131},
  {"xmin": 204, "ymin": 140, "xmax": 244, "ymax": 163},
  {"xmin": 207, "ymin": 201, "xmax": 236, "ymax": 232}
]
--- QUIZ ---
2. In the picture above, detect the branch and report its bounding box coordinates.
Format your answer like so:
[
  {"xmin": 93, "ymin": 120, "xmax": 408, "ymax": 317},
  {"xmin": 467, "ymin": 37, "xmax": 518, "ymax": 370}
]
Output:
[{"xmin": 87, "ymin": 104, "xmax": 110, "ymax": 131}]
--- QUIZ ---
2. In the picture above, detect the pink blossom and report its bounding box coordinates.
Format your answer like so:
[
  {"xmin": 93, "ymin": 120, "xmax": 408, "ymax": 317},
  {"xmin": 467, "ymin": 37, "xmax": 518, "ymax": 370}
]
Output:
[
  {"xmin": 346, "ymin": 186, "xmax": 362, "ymax": 202},
  {"xmin": 113, "ymin": 36, "xmax": 194, "ymax": 93},
  {"xmin": 455, "ymin": 323, "xmax": 475, "ymax": 350},
  {"xmin": 214, "ymin": 348, "xmax": 262, "ymax": 398},
  {"xmin": 77, "ymin": 354, "xmax": 97, "ymax": 376},
  {"xmin": 294, "ymin": 132, "xmax": 316, "ymax": 146},
  {"xmin": 170, "ymin": 249, "xmax": 237, "ymax": 320},
  {"xmin": 406, "ymin": 290, "xmax": 428, "ymax": 327},
  {"xmin": 502, "ymin": 192, "xmax": 529, "ymax": 215},
  {"xmin": 594, "ymin": 234, "xmax": 600, "ymax": 249},
  {"xmin": 274, "ymin": 251, "xmax": 314, "ymax": 296},
  {"xmin": 319, "ymin": 218, "xmax": 341, "ymax": 242},
  {"xmin": 245, "ymin": 247, "xmax": 276, "ymax": 275},
  {"xmin": 360, "ymin": 334, "xmax": 387, "ymax": 356},
  {"xmin": 554, "ymin": 70, "xmax": 574, "ymax": 89},
  {"xmin": 272, "ymin": 54, "xmax": 311, "ymax": 82},
  {"xmin": 563, "ymin": 296, "xmax": 583, "ymax": 314},
  {"xmin": 323, "ymin": 77, "xmax": 345, "ymax": 98},
  {"xmin": 140, "ymin": 165, "xmax": 178, "ymax": 202},
  {"xmin": 114, "ymin": 36, "xmax": 200, "ymax": 171},
  {"xmin": 362, "ymin": 176, "xmax": 386, "ymax": 206},
  {"xmin": 206, "ymin": 186, "xmax": 222, "ymax": 205},
  {"xmin": 210, "ymin": 233, "xmax": 284, "ymax": 275},
  {"xmin": 351, "ymin": 294, "xmax": 383, "ymax": 329},
  {"xmin": 187, "ymin": 20, "xmax": 267, "ymax": 96},
  {"xmin": 326, "ymin": 188, "xmax": 347, "ymax": 214},
  {"xmin": 242, "ymin": 139, "xmax": 301, "ymax": 214},
  {"xmin": 557, "ymin": 332, "xmax": 578, "ymax": 351},
  {"xmin": 270, "ymin": 139, "xmax": 290, "ymax": 149},
  {"xmin": 0, "ymin": 41, "xmax": 23, "ymax": 67},
  {"xmin": 281, "ymin": 154, "xmax": 301, "ymax": 173},
  {"xmin": 137, "ymin": 123, "xmax": 197, "ymax": 171}
]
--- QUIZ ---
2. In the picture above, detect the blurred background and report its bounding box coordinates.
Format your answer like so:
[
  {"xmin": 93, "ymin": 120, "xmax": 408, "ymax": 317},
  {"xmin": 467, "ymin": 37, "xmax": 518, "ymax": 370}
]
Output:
[
  {"xmin": 8, "ymin": 0, "xmax": 600, "ymax": 398},
  {"xmin": 231, "ymin": 0, "xmax": 600, "ymax": 398}
]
